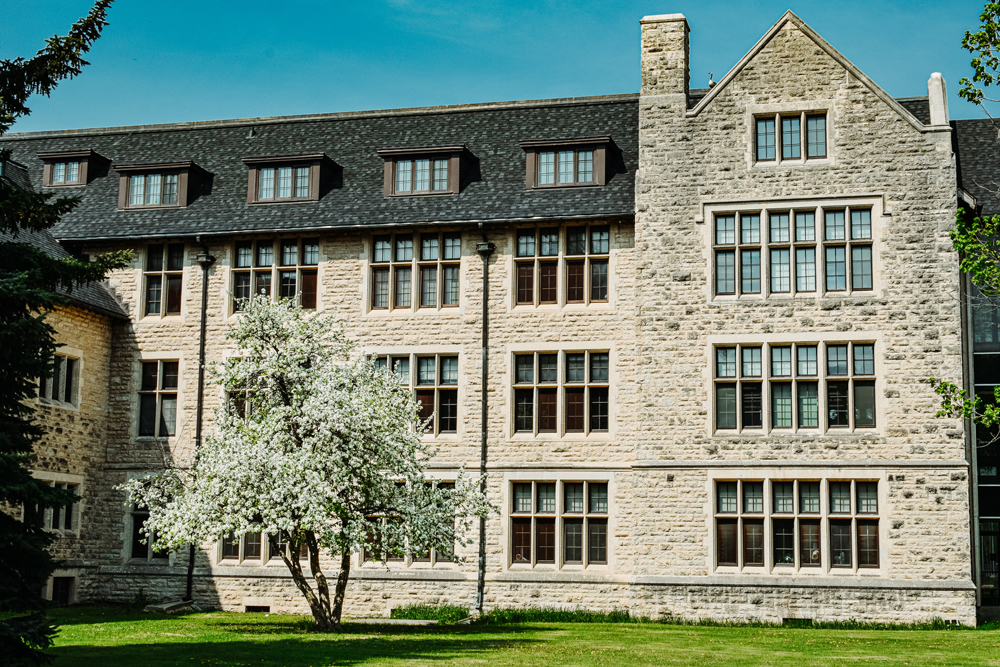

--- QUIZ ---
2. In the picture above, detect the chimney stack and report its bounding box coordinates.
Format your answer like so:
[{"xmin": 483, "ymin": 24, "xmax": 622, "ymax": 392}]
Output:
[
  {"xmin": 927, "ymin": 72, "xmax": 949, "ymax": 126},
  {"xmin": 640, "ymin": 13, "xmax": 690, "ymax": 98}
]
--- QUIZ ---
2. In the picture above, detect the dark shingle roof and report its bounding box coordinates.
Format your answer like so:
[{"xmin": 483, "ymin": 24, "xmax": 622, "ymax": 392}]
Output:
[
  {"xmin": 896, "ymin": 97, "xmax": 931, "ymax": 125},
  {"xmin": 0, "ymin": 95, "xmax": 638, "ymax": 242},
  {"xmin": 953, "ymin": 118, "xmax": 1000, "ymax": 216}
]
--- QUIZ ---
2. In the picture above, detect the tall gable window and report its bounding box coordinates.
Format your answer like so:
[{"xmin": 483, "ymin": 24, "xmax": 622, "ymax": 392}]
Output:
[
  {"xmin": 378, "ymin": 146, "xmax": 469, "ymax": 196},
  {"xmin": 520, "ymin": 137, "xmax": 611, "ymax": 189},
  {"xmin": 756, "ymin": 113, "xmax": 827, "ymax": 163},
  {"xmin": 115, "ymin": 162, "xmax": 209, "ymax": 209},
  {"xmin": 242, "ymin": 154, "xmax": 337, "ymax": 204},
  {"xmin": 38, "ymin": 150, "xmax": 107, "ymax": 187}
]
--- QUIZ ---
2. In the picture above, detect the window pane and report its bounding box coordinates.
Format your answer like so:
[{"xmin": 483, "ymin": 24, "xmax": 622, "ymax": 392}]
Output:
[
  {"xmin": 395, "ymin": 236, "xmax": 413, "ymax": 262},
  {"xmin": 393, "ymin": 357, "xmax": 410, "ymax": 384},
  {"xmin": 516, "ymin": 263, "xmax": 533, "ymax": 304},
  {"xmin": 741, "ymin": 249, "xmax": 760, "ymax": 293},
  {"xmin": 279, "ymin": 271, "xmax": 296, "ymax": 300},
  {"xmin": 742, "ymin": 347, "xmax": 761, "ymax": 377},
  {"xmin": 746, "ymin": 383, "xmax": 765, "ymax": 425},
  {"xmin": 826, "ymin": 246, "xmax": 846, "ymax": 291},
  {"xmin": 807, "ymin": 114, "xmax": 826, "ymax": 157},
  {"xmin": 259, "ymin": 168, "xmax": 275, "ymax": 199},
  {"xmin": 831, "ymin": 521, "xmax": 852, "ymax": 567},
  {"xmin": 567, "ymin": 227, "xmax": 586, "ymax": 254},
  {"xmin": 420, "ymin": 267, "xmax": 437, "ymax": 307},
  {"xmin": 769, "ymin": 212, "xmax": 789, "ymax": 243},
  {"xmin": 565, "ymin": 483, "xmax": 584, "ymax": 513},
  {"xmin": 577, "ymin": 151, "xmax": 593, "ymax": 183},
  {"xmin": 796, "ymin": 247, "xmax": 816, "ymax": 292},
  {"xmin": 798, "ymin": 381, "xmax": 818, "ymax": 427},
  {"xmin": 538, "ymin": 152, "xmax": 554, "ymax": 185},
  {"xmin": 257, "ymin": 243, "xmax": 273, "ymax": 267},
  {"xmin": 715, "ymin": 215, "xmax": 736, "ymax": 245},
  {"xmin": 396, "ymin": 160, "xmax": 412, "ymax": 191},
  {"xmin": 773, "ymin": 519, "xmax": 794, "ymax": 566},
  {"xmin": 557, "ymin": 151, "xmax": 574, "ymax": 184},
  {"xmin": 857, "ymin": 482, "xmax": 878, "ymax": 514},
  {"xmin": 167, "ymin": 244, "xmax": 185, "ymax": 271},
  {"xmin": 439, "ymin": 357, "xmax": 458, "ymax": 385},
  {"xmin": 797, "ymin": 346, "xmax": 817, "ymax": 375},
  {"xmin": 858, "ymin": 521, "xmax": 879, "ymax": 567},
  {"xmin": 147, "ymin": 244, "xmax": 164, "ymax": 271},
  {"xmin": 771, "ymin": 347, "xmax": 791, "ymax": 377},
  {"xmin": 372, "ymin": 268, "xmax": 389, "ymax": 308},
  {"xmin": 165, "ymin": 275, "xmax": 182, "ymax": 314},
  {"xmin": 743, "ymin": 481, "xmax": 763, "ymax": 513},
  {"xmin": 281, "ymin": 241, "xmax": 298, "ymax": 267},
  {"xmin": 741, "ymin": 213, "xmax": 760, "ymax": 244},
  {"xmin": 292, "ymin": 167, "xmax": 309, "ymax": 198},
  {"xmin": 443, "ymin": 233, "xmax": 461, "ymax": 260},
  {"xmin": 438, "ymin": 390, "xmax": 457, "ymax": 432},
  {"xmin": 756, "ymin": 118, "xmax": 775, "ymax": 160},
  {"xmin": 374, "ymin": 236, "xmax": 392, "ymax": 262},
  {"xmin": 517, "ymin": 231, "xmax": 535, "ymax": 257},
  {"xmin": 589, "ymin": 387, "xmax": 609, "ymax": 431},
  {"xmin": 717, "ymin": 519, "xmax": 738, "ymax": 566},
  {"xmin": 567, "ymin": 261, "xmax": 585, "ymax": 302},
  {"xmin": 139, "ymin": 394, "xmax": 157, "ymax": 436},
  {"xmin": 514, "ymin": 388, "xmax": 533, "ymax": 432},
  {"xmin": 851, "ymin": 209, "xmax": 871, "ymax": 239},
  {"xmin": 131, "ymin": 513, "xmax": 150, "ymax": 559},
  {"xmin": 852, "ymin": 246, "xmax": 872, "ymax": 290},
  {"xmin": 743, "ymin": 520, "xmax": 764, "ymax": 566},
  {"xmin": 301, "ymin": 271, "xmax": 317, "ymax": 310},
  {"xmin": 421, "ymin": 236, "xmax": 439, "ymax": 261},
  {"xmin": 827, "ymin": 345, "xmax": 848, "ymax": 375},
  {"xmin": 416, "ymin": 390, "xmax": 434, "ymax": 427},
  {"xmin": 539, "ymin": 263, "xmax": 557, "ymax": 303},
  {"xmin": 540, "ymin": 230, "xmax": 559, "ymax": 256},
  {"xmin": 853, "ymin": 344, "xmax": 875, "ymax": 375},
  {"xmin": 716, "ymin": 385, "xmax": 737, "ymax": 429},
  {"xmin": 67, "ymin": 161, "xmax": 79, "ymax": 183},
  {"xmin": 825, "ymin": 210, "xmax": 846, "ymax": 240},
  {"xmin": 433, "ymin": 159, "xmax": 448, "ymax": 191},
  {"xmin": 537, "ymin": 483, "xmax": 556, "ymax": 512},
  {"xmin": 588, "ymin": 519, "xmax": 607, "ymax": 563},
  {"xmin": 716, "ymin": 250, "xmax": 735, "ymax": 294},
  {"xmin": 235, "ymin": 242, "xmax": 253, "ymax": 268},
  {"xmin": 276, "ymin": 167, "xmax": 292, "ymax": 198},
  {"xmin": 564, "ymin": 519, "xmax": 583, "ymax": 562},
  {"xmin": 716, "ymin": 348, "xmax": 736, "ymax": 378},
  {"xmin": 854, "ymin": 380, "xmax": 876, "ymax": 427},
  {"xmin": 538, "ymin": 389, "xmax": 557, "ymax": 432},
  {"xmin": 539, "ymin": 354, "xmax": 557, "ymax": 383},
  {"xmin": 566, "ymin": 354, "xmax": 585, "ymax": 383},
  {"xmin": 830, "ymin": 482, "xmax": 851, "ymax": 513},
  {"xmin": 770, "ymin": 248, "xmax": 790, "ymax": 292},
  {"xmin": 590, "ymin": 353, "xmax": 609, "ymax": 382},
  {"xmin": 800, "ymin": 481, "xmax": 820, "ymax": 513},
  {"xmin": 129, "ymin": 175, "xmax": 145, "ymax": 206},
  {"xmin": 800, "ymin": 521, "xmax": 821, "ymax": 566},
  {"xmin": 145, "ymin": 173, "xmax": 161, "ymax": 205},
  {"xmin": 233, "ymin": 273, "xmax": 251, "ymax": 306},
  {"xmin": 161, "ymin": 362, "xmax": 178, "ymax": 389},
  {"xmin": 512, "ymin": 518, "xmax": 532, "ymax": 562},
  {"xmin": 145, "ymin": 275, "xmax": 162, "ymax": 315},
  {"xmin": 717, "ymin": 481, "xmax": 737, "ymax": 513},
  {"xmin": 417, "ymin": 357, "xmax": 436, "ymax": 385},
  {"xmin": 771, "ymin": 383, "xmax": 792, "ymax": 428},
  {"xmin": 590, "ymin": 260, "xmax": 608, "ymax": 301},
  {"xmin": 54, "ymin": 162, "xmax": 66, "ymax": 183},
  {"xmin": 162, "ymin": 174, "xmax": 178, "ymax": 205},
  {"xmin": 515, "ymin": 355, "xmax": 534, "ymax": 384},
  {"xmin": 160, "ymin": 395, "xmax": 177, "ymax": 436},
  {"xmin": 795, "ymin": 211, "xmax": 815, "ymax": 241},
  {"xmin": 781, "ymin": 116, "xmax": 800, "ymax": 159},
  {"xmin": 244, "ymin": 533, "xmax": 262, "ymax": 560},
  {"xmin": 828, "ymin": 381, "xmax": 849, "ymax": 427},
  {"xmin": 589, "ymin": 483, "xmax": 608, "ymax": 513},
  {"xmin": 536, "ymin": 519, "xmax": 555, "ymax": 563},
  {"xmin": 394, "ymin": 267, "xmax": 411, "ymax": 307},
  {"xmin": 591, "ymin": 227, "xmax": 609, "ymax": 254},
  {"xmin": 566, "ymin": 388, "xmax": 585, "ymax": 432},
  {"xmin": 773, "ymin": 482, "xmax": 794, "ymax": 513}
]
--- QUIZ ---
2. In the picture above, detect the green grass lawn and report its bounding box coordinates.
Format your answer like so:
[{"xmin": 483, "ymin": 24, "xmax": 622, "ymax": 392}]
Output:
[{"xmin": 47, "ymin": 605, "xmax": 1000, "ymax": 667}]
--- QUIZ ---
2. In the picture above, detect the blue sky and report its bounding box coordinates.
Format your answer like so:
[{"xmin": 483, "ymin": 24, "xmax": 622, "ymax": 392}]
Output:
[{"xmin": 1, "ymin": 0, "xmax": 989, "ymax": 132}]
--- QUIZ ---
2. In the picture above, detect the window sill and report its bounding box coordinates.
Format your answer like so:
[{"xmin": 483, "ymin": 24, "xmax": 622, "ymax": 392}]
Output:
[
  {"xmin": 529, "ymin": 183, "xmax": 601, "ymax": 190},
  {"xmin": 712, "ymin": 292, "xmax": 877, "ymax": 303},
  {"xmin": 508, "ymin": 433, "xmax": 613, "ymax": 441},
  {"xmin": 752, "ymin": 158, "xmax": 832, "ymax": 168},
  {"xmin": 712, "ymin": 429, "xmax": 879, "ymax": 437},
  {"xmin": 386, "ymin": 191, "xmax": 457, "ymax": 198},
  {"xmin": 365, "ymin": 307, "xmax": 464, "ymax": 317},
  {"xmin": 43, "ymin": 182, "xmax": 86, "ymax": 188},
  {"xmin": 248, "ymin": 199, "xmax": 318, "ymax": 205},
  {"xmin": 120, "ymin": 205, "xmax": 183, "ymax": 211},
  {"xmin": 37, "ymin": 399, "xmax": 80, "ymax": 410},
  {"xmin": 512, "ymin": 302, "xmax": 613, "ymax": 312}
]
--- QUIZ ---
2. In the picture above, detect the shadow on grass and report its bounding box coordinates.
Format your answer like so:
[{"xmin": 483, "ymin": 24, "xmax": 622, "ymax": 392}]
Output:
[{"xmin": 51, "ymin": 633, "xmax": 544, "ymax": 667}]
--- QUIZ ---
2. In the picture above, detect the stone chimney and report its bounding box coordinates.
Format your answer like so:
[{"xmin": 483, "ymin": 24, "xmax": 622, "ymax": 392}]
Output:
[
  {"xmin": 928, "ymin": 72, "xmax": 949, "ymax": 126},
  {"xmin": 640, "ymin": 13, "xmax": 690, "ymax": 99}
]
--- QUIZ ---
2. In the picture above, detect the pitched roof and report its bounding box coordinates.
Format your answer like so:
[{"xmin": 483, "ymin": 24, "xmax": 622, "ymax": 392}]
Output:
[
  {"xmin": 684, "ymin": 11, "xmax": 946, "ymax": 133},
  {"xmin": 0, "ymin": 95, "xmax": 638, "ymax": 242},
  {"xmin": 953, "ymin": 118, "xmax": 1000, "ymax": 216}
]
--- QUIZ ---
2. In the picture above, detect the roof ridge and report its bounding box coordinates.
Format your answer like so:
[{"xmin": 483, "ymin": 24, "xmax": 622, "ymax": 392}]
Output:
[{"xmin": 0, "ymin": 93, "xmax": 640, "ymax": 141}]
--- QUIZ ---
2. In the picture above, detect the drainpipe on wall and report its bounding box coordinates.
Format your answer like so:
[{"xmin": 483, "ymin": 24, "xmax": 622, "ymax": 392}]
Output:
[
  {"xmin": 185, "ymin": 242, "xmax": 216, "ymax": 602},
  {"xmin": 475, "ymin": 237, "xmax": 495, "ymax": 614}
]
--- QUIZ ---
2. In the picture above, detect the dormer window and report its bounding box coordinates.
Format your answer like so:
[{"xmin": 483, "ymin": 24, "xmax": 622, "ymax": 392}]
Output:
[
  {"xmin": 377, "ymin": 146, "xmax": 470, "ymax": 197},
  {"xmin": 242, "ymin": 154, "xmax": 337, "ymax": 204},
  {"xmin": 115, "ymin": 161, "xmax": 210, "ymax": 209},
  {"xmin": 520, "ymin": 137, "xmax": 610, "ymax": 189},
  {"xmin": 38, "ymin": 150, "xmax": 107, "ymax": 187}
]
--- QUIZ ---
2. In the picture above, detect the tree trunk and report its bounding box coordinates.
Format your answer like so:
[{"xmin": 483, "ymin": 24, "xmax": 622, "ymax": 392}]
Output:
[
  {"xmin": 270, "ymin": 531, "xmax": 336, "ymax": 630},
  {"xmin": 331, "ymin": 550, "xmax": 352, "ymax": 626}
]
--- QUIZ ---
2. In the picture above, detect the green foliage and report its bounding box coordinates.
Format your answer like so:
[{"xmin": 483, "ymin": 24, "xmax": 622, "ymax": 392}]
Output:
[
  {"xmin": 475, "ymin": 606, "xmax": 639, "ymax": 625},
  {"xmin": 961, "ymin": 2, "xmax": 1000, "ymax": 109},
  {"xmin": 390, "ymin": 604, "xmax": 470, "ymax": 624}
]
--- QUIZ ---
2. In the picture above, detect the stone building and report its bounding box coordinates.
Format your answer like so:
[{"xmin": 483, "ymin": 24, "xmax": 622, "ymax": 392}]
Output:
[{"xmin": 2, "ymin": 10, "xmax": 993, "ymax": 623}]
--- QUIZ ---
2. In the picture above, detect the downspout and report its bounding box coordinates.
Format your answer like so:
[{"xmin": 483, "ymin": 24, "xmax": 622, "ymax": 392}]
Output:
[
  {"xmin": 185, "ymin": 241, "xmax": 216, "ymax": 601},
  {"xmin": 475, "ymin": 236, "xmax": 495, "ymax": 614}
]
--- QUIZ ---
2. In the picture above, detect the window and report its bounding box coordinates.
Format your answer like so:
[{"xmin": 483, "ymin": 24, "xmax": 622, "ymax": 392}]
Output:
[
  {"xmin": 378, "ymin": 147, "xmax": 464, "ymax": 196},
  {"xmin": 520, "ymin": 137, "xmax": 609, "ymax": 188},
  {"xmin": 232, "ymin": 238, "xmax": 319, "ymax": 311},
  {"xmin": 513, "ymin": 351, "xmax": 609, "ymax": 436},
  {"xmin": 38, "ymin": 353, "xmax": 79, "ymax": 407},
  {"xmin": 144, "ymin": 243, "xmax": 184, "ymax": 317},
  {"xmin": 375, "ymin": 353, "xmax": 458, "ymax": 436},
  {"xmin": 52, "ymin": 161, "xmax": 81, "ymax": 184},
  {"xmin": 128, "ymin": 173, "xmax": 179, "ymax": 206},
  {"xmin": 130, "ymin": 504, "xmax": 168, "ymax": 562},
  {"xmin": 756, "ymin": 113, "xmax": 827, "ymax": 163},
  {"xmin": 138, "ymin": 360, "xmax": 178, "ymax": 437},
  {"xmin": 38, "ymin": 149, "xmax": 104, "ymax": 187},
  {"xmin": 361, "ymin": 480, "xmax": 456, "ymax": 566},
  {"xmin": 712, "ymin": 205, "xmax": 872, "ymax": 298},
  {"xmin": 715, "ymin": 478, "xmax": 879, "ymax": 571},
  {"xmin": 115, "ymin": 161, "xmax": 208, "ymax": 209},
  {"xmin": 221, "ymin": 533, "xmax": 263, "ymax": 562},
  {"xmin": 243, "ymin": 154, "xmax": 335, "ymax": 203},
  {"xmin": 714, "ymin": 341, "xmax": 876, "ymax": 433},
  {"xmin": 510, "ymin": 480, "xmax": 609, "ymax": 567},
  {"xmin": 514, "ymin": 225, "xmax": 610, "ymax": 307},
  {"xmin": 370, "ymin": 232, "xmax": 461, "ymax": 311},
  {"xmin": 28, "ymin": 481, "xmax": 80, "ymax": 532}
]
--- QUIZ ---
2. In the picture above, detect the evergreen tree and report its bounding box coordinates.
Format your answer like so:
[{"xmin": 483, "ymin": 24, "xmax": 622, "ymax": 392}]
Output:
[{"xmin": 0, "ymin": 3, "xmax": 128, "ymax": 664}]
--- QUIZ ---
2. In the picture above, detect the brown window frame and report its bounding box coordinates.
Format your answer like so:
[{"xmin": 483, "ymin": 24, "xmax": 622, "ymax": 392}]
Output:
[
  {"xmin": 242, "ymin": 154, "xmax": 336, "ymax": 204},
  {"xmin": 38, "ymin": 149, "xmax": 106, "ymax": 187},
  {"xmin": 361, "ymin": 480, "xmax": 456, "ymax": 567},
  {"xmin": 520, "ymin": 137, "xmax": 610, "ymax": 189},
  {"xmin": 137, "ymin": 360, "xmax": 179, "ymax": 438},
  {"xmin": 115, "ymin": 161, "xmax": 208, "ymax": 210},
  {"xmin": 375, "ymin": 353, "xmax": 459, "ymax": 437},
  {"xmin": 514, "ymin": 225, "xmax": 610, "ymax": 308},
  {"xmin": 377, "ymin": 146, "xmax": 466, "ymax": 197},
  {"xmin": 512, "ymin": 350, "xmax": 610, "ymax": 437},
  {"xmin": 231, "ymin": 238, "xmax": 320, "ymax": 313},
  {"xmin": 370, "ymin": 232, "xmax": 461, "ymax": 312},
  {"xmin": 509, "ymin": 480, "xmax": 609, "ymax": 568},
  {"xmin": 144, "ymin": 243, "xmax": 185, "ymax": 317}
]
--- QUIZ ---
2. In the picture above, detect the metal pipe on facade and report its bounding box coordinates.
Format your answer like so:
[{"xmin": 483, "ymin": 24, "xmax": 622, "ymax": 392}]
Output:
[
  {"xmin": 185, "ymin": 246, "xmax": 216, "ymax": 601},
  {"xmin": 475, "ymin": 238, "xmax": 495, "ymax": 614}
]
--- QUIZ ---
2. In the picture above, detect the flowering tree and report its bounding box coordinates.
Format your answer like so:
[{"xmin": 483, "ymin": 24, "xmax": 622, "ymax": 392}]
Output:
[{"xmin": 121, "ymin": 296, "xmax": 489, "ymax": 629}]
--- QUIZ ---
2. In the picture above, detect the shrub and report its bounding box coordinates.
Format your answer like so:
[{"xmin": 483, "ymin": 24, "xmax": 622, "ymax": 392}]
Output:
[
  {"xmin": 476, "ymin": 606, "xmax": 639, "ymax": 625},
  {"xmin": 390, "ymin": 604, "xmax": 469, "ymax": 624}
]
